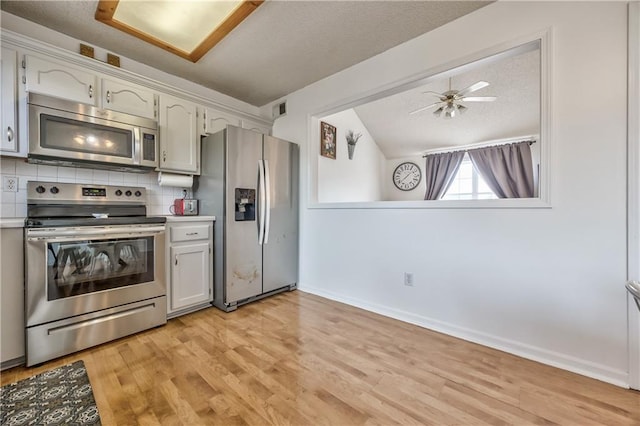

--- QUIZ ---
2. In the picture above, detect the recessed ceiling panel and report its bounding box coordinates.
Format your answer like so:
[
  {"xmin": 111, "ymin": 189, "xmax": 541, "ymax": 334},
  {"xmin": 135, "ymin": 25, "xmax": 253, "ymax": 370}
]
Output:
[
  {"xmin": 95, "ymin": 0, "xmax": 262, "ymax": 62},
  {"xmin": 113, "ymin": 0, "xmax": 241, "ymax": 53}
]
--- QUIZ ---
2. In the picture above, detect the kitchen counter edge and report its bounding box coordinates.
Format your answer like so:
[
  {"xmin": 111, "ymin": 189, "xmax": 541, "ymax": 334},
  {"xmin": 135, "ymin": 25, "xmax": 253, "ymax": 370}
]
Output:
[
  {"xmin": 159, "ymin": 215, "xmax": 216, "ymax": 223},
  {"xmin": 0, "ymin": 218, "xmax": 25, "ymax": 229}
]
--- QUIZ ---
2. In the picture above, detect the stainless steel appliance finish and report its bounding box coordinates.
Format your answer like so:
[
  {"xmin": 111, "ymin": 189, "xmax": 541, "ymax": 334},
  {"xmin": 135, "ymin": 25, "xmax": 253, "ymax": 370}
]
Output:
[
  {"xmin": 196, "ymin": 126, "xmax": 299, "ymax": 312},
  {"xmin": 27, "ymin": 92, "xmax": 158, "ymax": 172},
  {"xmin": 24, "ymin": 181, "xmax": 166, "ymax": 366}
]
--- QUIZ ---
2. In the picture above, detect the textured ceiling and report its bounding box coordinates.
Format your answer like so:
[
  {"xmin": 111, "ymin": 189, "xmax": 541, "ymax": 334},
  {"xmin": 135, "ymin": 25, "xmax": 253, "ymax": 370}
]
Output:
[
  {"xmin": 348, "ymin": 45, "xmax": 540, "ymax": 159},
  {"xmin": 0, "ymin": 0, "xmax": 491, "ymax": 107}
]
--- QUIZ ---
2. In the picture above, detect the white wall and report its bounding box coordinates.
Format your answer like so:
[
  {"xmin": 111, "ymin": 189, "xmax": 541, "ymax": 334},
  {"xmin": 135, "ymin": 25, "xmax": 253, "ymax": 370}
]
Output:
[
  {"xmin": 317, "ymin": 109, "xmax": 385, "ymax": 202},
  {"xmin": 273, "ymin": 2, "xmax": 629, "ymax": 386}
]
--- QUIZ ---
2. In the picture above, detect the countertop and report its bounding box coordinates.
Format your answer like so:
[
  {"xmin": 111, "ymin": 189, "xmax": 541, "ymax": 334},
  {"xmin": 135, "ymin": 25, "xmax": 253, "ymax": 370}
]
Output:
[
  {"xmin": 0, "ymin": 218, "xmax": 25, "ymax": 229},
  {"xmin": 0, "ymin": 216, "xmax": 215, "ymax": 228},
  {"xmin": 160, "ymin": 215, "xmax": 216, "ymax": 223}
]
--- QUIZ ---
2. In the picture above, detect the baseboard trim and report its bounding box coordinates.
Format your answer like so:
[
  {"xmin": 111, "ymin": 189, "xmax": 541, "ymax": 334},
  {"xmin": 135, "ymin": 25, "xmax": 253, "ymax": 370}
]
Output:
[
  {"xmin": 298, "ymin": 284, "xmax": 629, "ymax": 388},
  {"xmin": 1, "ymin": 356, "xmax": 25, "ymax": 371}
]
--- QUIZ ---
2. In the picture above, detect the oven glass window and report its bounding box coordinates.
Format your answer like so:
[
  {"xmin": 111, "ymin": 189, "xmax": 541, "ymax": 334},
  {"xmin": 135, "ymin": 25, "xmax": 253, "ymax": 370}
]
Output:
[
  {"xmin": 46, "ymin": 236, "xmax": 154, "ymax": 300},
  {"xmin": 41, "ymin": 114, "xmax": 133, "ymax": 158}
]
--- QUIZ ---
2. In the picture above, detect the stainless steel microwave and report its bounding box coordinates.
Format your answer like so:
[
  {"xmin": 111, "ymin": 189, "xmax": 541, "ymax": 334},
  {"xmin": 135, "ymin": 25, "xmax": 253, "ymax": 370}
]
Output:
[{"xmin": 28, "ymin": 93, "xmax": 158, "ymax": 172}]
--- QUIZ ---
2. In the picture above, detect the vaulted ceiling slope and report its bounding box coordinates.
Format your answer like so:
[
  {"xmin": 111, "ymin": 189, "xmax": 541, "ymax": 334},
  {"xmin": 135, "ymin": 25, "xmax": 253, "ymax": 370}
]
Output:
[{"xmin": 0, "ymin": 1, "xmax": 491, "ymax": 107}]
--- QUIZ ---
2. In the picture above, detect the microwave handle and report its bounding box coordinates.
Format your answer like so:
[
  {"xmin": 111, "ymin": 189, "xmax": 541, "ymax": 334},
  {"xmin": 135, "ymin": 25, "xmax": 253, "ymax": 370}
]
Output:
[{"xmin": 133, "ymin": 127, "xmax": 141, "ymax": 165}]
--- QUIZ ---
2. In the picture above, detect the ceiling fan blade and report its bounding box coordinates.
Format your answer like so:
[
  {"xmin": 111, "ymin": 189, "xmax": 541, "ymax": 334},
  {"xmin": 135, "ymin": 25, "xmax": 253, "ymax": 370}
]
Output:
[
  {"xmin": 457, "ymin": 81, "xmax": 489, "ymax": 96},
  {"xmin": 409, "ymin": 102, "xmax": 441, "ymax": 115},
  {"xmin": 422, "ymin": 91, "xmax": 445, "ymax": 98},
  {"xmin": 461, "ymin": 96, "xmax": 497, "ymax": 102}
]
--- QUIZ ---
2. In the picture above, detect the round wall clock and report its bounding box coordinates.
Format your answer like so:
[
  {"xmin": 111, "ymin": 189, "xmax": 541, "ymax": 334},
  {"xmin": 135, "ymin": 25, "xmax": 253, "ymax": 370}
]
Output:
[{"xmin": 392, "ymin": 162, "xmax": 422, "ymax": 191}]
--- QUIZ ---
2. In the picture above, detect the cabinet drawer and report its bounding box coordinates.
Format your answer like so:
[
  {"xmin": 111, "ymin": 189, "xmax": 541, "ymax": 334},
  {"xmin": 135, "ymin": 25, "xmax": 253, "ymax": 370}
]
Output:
[{"xmin": 170, "ymin": 225, "xmax": 210, "ymax": 242}]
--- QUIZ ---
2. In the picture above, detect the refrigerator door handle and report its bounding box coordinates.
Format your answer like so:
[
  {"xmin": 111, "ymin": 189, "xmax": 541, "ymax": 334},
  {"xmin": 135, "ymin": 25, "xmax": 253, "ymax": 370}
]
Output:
[
  {"xmin": 264, "ymin": 159, "xmax": 271, "ymax": 244},
  {"xmin": 258, "ymin": 159, "xmax": 266, "ymax": 245}
]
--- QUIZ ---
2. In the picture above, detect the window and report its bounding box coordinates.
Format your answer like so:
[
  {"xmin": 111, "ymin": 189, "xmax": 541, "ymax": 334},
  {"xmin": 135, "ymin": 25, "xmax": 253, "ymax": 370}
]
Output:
[{"xmin": 442, "ymin": 153, "xmax": 497, "ymax": 200}]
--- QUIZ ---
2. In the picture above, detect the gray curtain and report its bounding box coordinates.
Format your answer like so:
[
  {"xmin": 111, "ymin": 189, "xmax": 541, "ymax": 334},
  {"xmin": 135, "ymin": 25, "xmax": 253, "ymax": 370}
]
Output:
[
  {"xmin": 424, "ymin": 151, "xmax": 466, "ymax": 200},
  {"xmin": 467, "ymin": 141, "xmax": 534, "ymax": 198}
]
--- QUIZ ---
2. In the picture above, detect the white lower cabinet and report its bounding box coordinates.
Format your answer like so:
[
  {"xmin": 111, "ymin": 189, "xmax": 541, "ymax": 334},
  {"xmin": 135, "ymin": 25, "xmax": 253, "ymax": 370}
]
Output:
[
  {"xmin": 166, "ymin": 219, "xmax": 214, "ymax": 318},
  {"xmin": 1, "ymin": 227, "xmax": 25, "ymax": 368}
]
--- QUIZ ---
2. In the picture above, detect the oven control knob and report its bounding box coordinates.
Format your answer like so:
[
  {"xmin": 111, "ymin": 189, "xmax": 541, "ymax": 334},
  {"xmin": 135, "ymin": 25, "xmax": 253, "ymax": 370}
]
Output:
[
  {"xmin": 35, "ymin": 185, "xmax": 46, "ymax": 194},
  {"xmin": 50, "ymin": 186, "xmax": 59, "ymax": 194},
  {"xmin": 115, "ymin": 190, "xmax": 123, "ymax": 196},
  {"xmin": 135, "ymin": 191, "xmax": 142, "ymax": 197},
  {"xmin": 125, "ymin": 190, "xmax": 132, "ymax": 197}
]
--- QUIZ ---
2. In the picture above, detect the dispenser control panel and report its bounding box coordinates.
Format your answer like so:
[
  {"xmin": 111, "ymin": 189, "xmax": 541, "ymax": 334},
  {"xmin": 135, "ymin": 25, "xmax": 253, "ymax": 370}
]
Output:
[{"xmin": 235, "ymin": 188, "xmax": 256, "ymax": 221}]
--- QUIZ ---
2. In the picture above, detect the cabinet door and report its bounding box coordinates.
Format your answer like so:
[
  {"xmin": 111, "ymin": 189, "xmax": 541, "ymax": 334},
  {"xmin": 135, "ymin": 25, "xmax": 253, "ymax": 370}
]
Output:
[
  {"xmin": 158, "ymin": 94, "xmax": 198, "ymax": 173},
  {"xmin": 1, "ymin": 228, "xmax": 25, "ymax": 364},
  {"xmin": 201, "ymin": 107, "xmax": 240, "ymax": 136},
  {"xmin": 170, "ymin": 242, "xmax": 210, "ymax": 311},
  {"xmin": 25, "ymin": 55, "xmax": 97, "ymax": 105},
  {"xmin": 102, "ymin": 78, "xmax": 157, "ymax": 119},
  {"xmin": 1, "ymin": 47, "xmax": 18, "ymax": 153}
]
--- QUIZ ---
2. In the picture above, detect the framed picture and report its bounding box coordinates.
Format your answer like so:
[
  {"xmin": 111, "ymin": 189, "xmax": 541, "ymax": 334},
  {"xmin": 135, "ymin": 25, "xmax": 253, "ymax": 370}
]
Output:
[{"xmin": 320, "ymin": 121, "xmax": 337, "ymax": 159}]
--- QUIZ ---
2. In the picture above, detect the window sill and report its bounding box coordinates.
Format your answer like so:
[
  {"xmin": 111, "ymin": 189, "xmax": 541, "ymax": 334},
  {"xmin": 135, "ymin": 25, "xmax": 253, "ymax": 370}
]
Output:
[{"xmin": 307, "ymin": 197, "xmax": 551, "ymax": 210}]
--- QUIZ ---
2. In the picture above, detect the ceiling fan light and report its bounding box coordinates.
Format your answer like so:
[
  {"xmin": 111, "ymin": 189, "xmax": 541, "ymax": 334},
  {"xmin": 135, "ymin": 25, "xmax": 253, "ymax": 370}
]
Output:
[
  {"xmin": 433, "ymin": 107, "xmax": 443, "ymax": 117},
  {"xmin": 457, "ymin": 104, "xmax": 467, "ymax": 114}
]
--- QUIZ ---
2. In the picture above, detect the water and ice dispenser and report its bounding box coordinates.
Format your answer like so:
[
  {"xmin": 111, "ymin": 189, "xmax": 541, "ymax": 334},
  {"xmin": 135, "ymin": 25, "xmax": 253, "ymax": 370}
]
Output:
[{"xmin": 235, "ymin": 188, "xmax": 256, "ymax": 221}]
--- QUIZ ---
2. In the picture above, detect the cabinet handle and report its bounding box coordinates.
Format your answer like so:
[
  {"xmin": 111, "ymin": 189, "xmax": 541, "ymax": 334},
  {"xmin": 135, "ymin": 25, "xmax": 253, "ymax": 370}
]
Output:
[
  {"xmin": 175, "ymin": 255, "xmax": 178, "ymax": 265},
  {"xmin": 89, "ymin": 84, "xmax": 93, "ymax": 99},
  {"xmin": 106, "ymin": 90, "xmax": 111, "ymax": 103},
  {"xmin": 203, "ymin": 113, "xmax": 206, "ymax": 132},
  {"xmin": 163, "ymin": 151, "xmax": 167, "ymax": 163},
  {"xmin": 6, "ymin": 127, "xmax": 13, "ymax": 142},
  {"xmin": 186, "ymin": 232, "xmax": 198, "ymax": 236}
]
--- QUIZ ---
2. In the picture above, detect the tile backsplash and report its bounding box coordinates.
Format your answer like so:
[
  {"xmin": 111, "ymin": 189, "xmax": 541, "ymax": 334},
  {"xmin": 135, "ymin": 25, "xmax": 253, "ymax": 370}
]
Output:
[{"xmin": 0, "ymin": 157, "xmax": 191, "ymax": 218}]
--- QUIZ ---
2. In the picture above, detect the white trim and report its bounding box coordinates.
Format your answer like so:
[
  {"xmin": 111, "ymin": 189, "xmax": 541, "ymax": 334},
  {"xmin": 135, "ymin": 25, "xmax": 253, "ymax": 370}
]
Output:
[
  {"xmin": 307, "ymin": 29, "xmax": 553, "ymax": 209},
  {"xmin": 298, "ymin": 285, "xmax": 629, "ymax": 388},
  {"xmin": 308, "ymin": 197, "xmax": 551, "ymax": 210},
  {"xmin": 627, "ymin": 1, "xmax": 640, "ymax": 391}
]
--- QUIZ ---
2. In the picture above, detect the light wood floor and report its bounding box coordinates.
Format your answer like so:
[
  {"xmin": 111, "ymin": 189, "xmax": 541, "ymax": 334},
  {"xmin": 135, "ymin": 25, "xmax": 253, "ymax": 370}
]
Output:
[{"xmin": 2, "ymin": 291, "xmax": 639, "ymax": 425}]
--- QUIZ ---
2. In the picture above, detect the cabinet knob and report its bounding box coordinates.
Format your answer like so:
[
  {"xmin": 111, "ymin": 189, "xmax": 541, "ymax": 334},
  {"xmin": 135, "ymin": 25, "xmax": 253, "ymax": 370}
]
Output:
[
  {"xmin": 106, "ymin": 90, "xmax": 111, "ymax": 103},
  {"xmin": 6, "ymin": 126, "xmax": 13, "ymax": 142},
  {"xmin": 89, "ymin": 84, "xmax": 93, "ymax": 99}
]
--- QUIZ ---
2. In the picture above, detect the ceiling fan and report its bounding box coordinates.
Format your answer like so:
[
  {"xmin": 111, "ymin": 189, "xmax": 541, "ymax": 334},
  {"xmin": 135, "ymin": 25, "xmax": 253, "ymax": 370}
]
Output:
[{"xmin": 409, "ymin": 79, "xmax": 497, "ymax": 119}]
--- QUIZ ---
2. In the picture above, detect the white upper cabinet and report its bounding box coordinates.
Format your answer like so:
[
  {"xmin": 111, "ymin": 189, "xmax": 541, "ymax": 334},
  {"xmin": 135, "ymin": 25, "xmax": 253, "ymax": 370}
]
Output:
[
  {"xmin": 101, "ymin": 78, "xmax": 157, "ymax": 119},
  {"xmin": 25, "ymin": 55, "xmax": 97, "ymax": 105},
  {"xmin": 158, "ymin": 94, "xmax": 199, "ymax": 174},
  {"xmin": 200, "ymin": 106, "xmax": 241, "ymax": 136},
  {"xmin": 1, "ymin": 47, "xmax": 18, "ymax": 153},
  {"xmin": 241, "ymin": 118, "xmax": 271, "ymax": 136}
]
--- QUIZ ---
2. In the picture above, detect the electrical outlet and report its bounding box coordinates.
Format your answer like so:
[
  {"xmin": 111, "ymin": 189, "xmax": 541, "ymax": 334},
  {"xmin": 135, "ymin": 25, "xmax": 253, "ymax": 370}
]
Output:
[
  {"xmin": 2, "ymin": 176, "xmax": 18, "ymax": 192},
  {"xmin": 404, "ymin": 272, "xmax": 414, "ymax": 286}
]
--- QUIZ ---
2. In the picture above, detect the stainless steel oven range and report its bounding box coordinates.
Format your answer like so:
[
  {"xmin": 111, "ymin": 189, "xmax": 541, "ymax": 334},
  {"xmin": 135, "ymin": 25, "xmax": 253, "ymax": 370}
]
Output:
[{"xmin": 24, "ymin": 181, "xmax": 167, "ymax": 366}]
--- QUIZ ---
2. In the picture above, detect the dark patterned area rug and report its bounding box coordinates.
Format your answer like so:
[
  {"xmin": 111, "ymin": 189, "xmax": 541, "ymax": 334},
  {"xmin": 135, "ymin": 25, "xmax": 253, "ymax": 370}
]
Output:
[{"xmin": 1, "ymin": 360, "xmax": 101, "ymax": 425}]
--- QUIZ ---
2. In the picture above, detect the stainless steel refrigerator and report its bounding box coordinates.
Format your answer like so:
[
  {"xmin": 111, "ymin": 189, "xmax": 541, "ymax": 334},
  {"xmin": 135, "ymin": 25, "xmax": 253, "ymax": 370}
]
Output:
[{"xmin": 195, "ymin": 125, "xmax": 299, "ymax": 312}]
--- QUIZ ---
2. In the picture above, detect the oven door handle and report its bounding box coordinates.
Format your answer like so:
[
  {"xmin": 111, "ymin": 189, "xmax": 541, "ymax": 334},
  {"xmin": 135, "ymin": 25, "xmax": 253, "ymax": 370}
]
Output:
[{"xmin": 26, "ymin": 226, "xmax": 165, "ymax": 241}]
